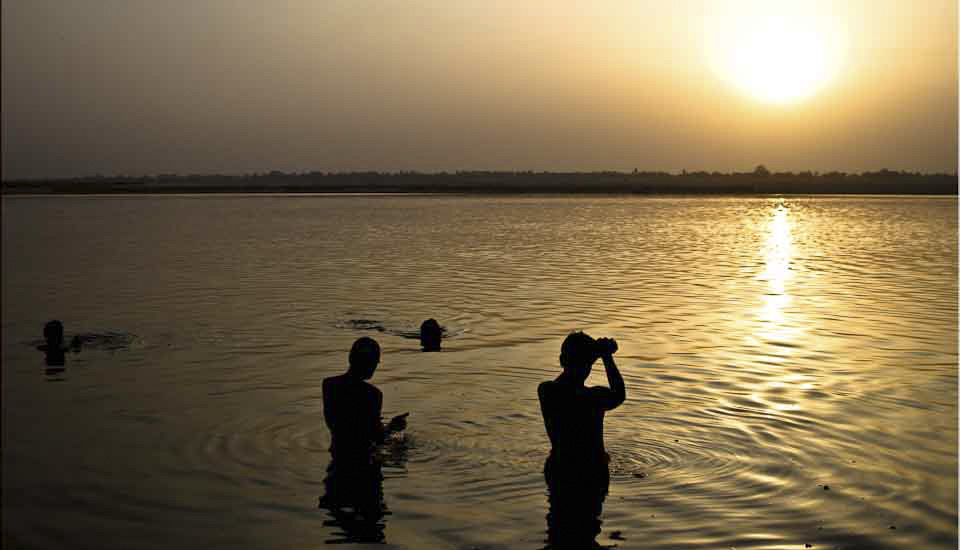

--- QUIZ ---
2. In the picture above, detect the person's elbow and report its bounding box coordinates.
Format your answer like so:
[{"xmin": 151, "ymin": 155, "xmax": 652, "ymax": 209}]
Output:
[{"xmin": 609, "ymin": 390, "xmax": 626, "ymax": 410}]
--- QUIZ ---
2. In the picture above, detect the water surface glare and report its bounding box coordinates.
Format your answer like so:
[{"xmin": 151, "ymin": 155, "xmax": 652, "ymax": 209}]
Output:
[{"xmin": 2, "ymin": 195, "xmax": 956, "ymax": 549}]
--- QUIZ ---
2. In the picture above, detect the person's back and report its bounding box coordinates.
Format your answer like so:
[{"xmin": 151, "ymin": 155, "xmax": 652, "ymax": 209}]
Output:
[
  {"xmin": 322, "ymin": 337, "xmax": 407, "ymax": 464},
  {"xmin": 538, "ymin": 379, "xmax": 608, "ymax": 465},
  {"xmin": 323, "ymin": 373, "xmax": 383, "ymax": 459}
]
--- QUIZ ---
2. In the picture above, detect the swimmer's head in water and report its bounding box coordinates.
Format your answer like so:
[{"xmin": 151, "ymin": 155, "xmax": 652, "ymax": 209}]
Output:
[
  {"xmin": 348, "ymin": 337, "xmax": 381, "ymax": 379},
  {"xmin": 420, "ymin": 318, "xmax": 442, "ymax": 351},
  {"xmin": 44, "ymin": 320, "xmax": 64, "ymax": 346},
  {"xmin": 560, "ymin": 331, "xmax": 598, "ymax": 380}
]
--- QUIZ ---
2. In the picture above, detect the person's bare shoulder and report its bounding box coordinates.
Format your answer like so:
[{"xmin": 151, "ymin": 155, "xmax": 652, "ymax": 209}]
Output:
[
  {"xmin": 322, "ymin": 374, "xmax": 348, "ymax": 393},
  {"xmin": 538, "ymin": 380, "xmax": 558, "ymax": 403}
]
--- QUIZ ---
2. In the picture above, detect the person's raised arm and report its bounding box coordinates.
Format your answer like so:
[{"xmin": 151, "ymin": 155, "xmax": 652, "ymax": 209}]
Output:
[{"xmin": 595, "ymin": 338, "xmax": 625, "ymax": 410}]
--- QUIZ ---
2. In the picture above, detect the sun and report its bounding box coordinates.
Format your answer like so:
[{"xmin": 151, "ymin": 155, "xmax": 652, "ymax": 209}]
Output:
[{"xmin": 706, "ymin": 12, "xmax": 844, "ymax": 104}]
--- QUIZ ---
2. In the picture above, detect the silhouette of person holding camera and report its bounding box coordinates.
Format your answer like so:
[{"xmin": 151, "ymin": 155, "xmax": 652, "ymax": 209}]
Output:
[
  {"xmin": 538, "ymin": 331, "xmax": 625, "ymax": 548},
  {"xmin": 319, "ymin": 337, "xmax": 408, "ymax": 543}
]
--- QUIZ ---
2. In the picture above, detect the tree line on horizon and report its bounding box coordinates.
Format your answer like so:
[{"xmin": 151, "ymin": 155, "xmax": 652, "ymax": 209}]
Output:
[{"xmin": 2, "ymin": 166, "xmax": 956, "ymax": 195}]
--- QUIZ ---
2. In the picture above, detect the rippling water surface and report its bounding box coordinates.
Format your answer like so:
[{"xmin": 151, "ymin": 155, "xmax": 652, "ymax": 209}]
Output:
[{"xmin": 2, "ymin": 195, "xmax": 956, "ymax": 549}]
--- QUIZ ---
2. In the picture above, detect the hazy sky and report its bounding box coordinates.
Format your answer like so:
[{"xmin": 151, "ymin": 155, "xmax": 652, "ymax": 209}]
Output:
[{"xmin": 2, "ymin": 0, "xmax": 957, "ymax": 179}]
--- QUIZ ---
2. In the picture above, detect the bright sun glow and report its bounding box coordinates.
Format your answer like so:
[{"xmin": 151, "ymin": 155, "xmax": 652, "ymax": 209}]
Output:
[{"xmin": 706, "ymin": 9, "xmax": 845, "ymax": 104}]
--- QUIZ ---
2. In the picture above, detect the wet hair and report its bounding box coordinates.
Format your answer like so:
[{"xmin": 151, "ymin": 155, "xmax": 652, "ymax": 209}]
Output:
[
  {"xmin": 560, "ymin": 331, "xmax": 596, "ymax": 370},
  {"xmin": 420, "ymin": 318, "xmax": 442, "ymax": 351},
  {"xmin": 44, "ymin": 320, "xmax": 64, "ymax": 345},
  {"xmin": 348, "ymin": 337, "xmax": 381, "ymax": 370}
]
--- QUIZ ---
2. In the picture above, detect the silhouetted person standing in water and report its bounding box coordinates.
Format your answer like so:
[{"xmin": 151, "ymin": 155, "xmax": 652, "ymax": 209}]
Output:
[
  {"xmin": 319, "ymin": 337, "xmax": 407, "ymax": 543},
  {"xmin": 322, "ymin": 337, "xmax": 408, "ymax": 458},
  {"xmin": 420, "ymin": 318, "xmax": 442, "ymax": 352},
  {"xmin": 538, "ymin": 331, "xmax": 625, "ymax": 548}
]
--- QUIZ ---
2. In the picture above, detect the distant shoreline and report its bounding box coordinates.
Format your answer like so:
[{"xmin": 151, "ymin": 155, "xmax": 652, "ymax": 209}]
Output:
[{"xmin": 2, "ymin": 171, "xmax": 956, "ymax": 195}]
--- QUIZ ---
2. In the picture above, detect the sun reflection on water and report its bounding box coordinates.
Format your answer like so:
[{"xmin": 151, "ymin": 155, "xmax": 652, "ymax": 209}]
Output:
[{"xmin": 755, "ymin": 199, "xmax": 800, "ymax": 349}]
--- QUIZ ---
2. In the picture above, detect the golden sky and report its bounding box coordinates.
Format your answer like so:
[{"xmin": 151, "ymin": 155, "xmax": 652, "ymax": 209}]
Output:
[{"xmin": 2, "ymin": 0, "xmax": 956, "ymax": 178}]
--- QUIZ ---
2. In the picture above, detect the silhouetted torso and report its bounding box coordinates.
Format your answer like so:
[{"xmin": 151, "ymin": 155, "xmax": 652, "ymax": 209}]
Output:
[
  {"xmin": 538, "ymin": 379, "xmax": 612, "ymax": 467},
  {"xmin": 539, "ymin": 378, "xmax": 614, "ymax": 548},
  {"xmin": 322, "ymin": 373, "xmax": 384, "ymax": 462}
]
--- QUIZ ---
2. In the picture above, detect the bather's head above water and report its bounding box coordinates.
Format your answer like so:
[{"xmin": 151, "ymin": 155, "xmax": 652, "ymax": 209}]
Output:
[
  {"xmin": 44, "ymin": 320, "xmax": 65, "ymax": 347},
  {"xmin": 420, "ymin": 318, "xmax": 442, "ymax": 351},
  {"xmin": 559, "ymin": 331, "xmax": 599, "ymax": 383},
  {"xmin": 348, "ymin": 337, "xmax": 381, "ymax": 380}
]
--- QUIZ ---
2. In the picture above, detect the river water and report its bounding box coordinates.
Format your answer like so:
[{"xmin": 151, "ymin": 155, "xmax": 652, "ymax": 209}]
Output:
[{"xmin": 2, "ymin": 194, "xmax": 956, "ymax": 549}]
